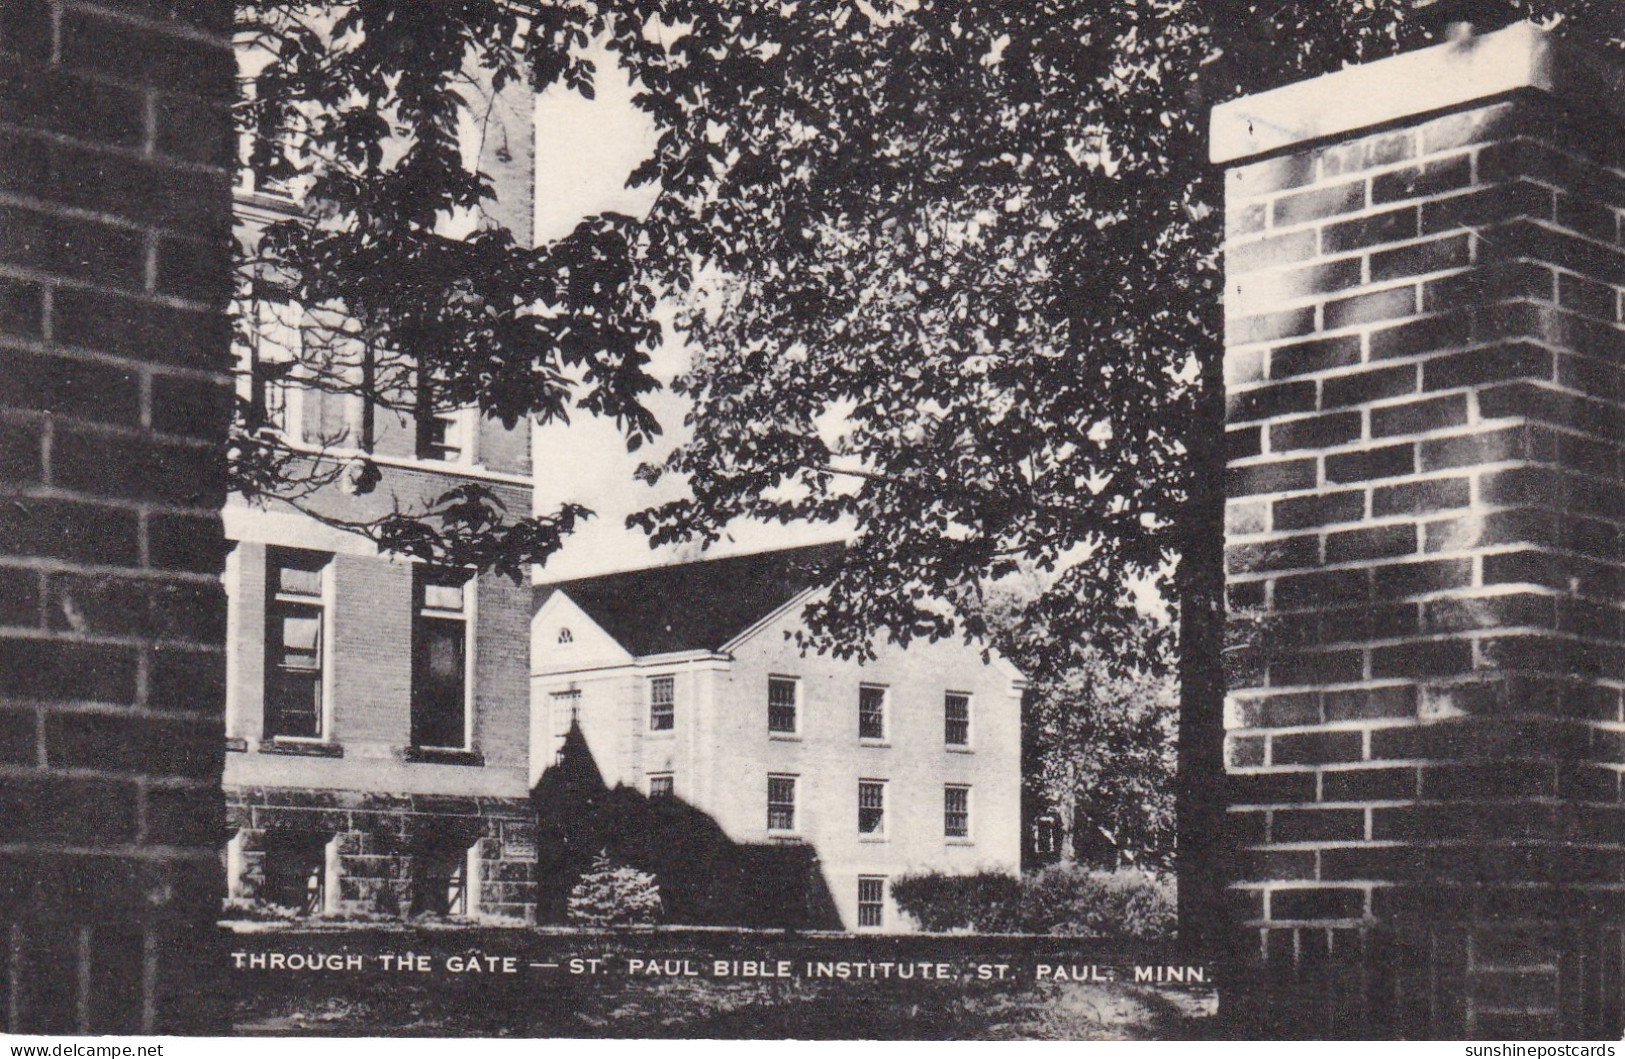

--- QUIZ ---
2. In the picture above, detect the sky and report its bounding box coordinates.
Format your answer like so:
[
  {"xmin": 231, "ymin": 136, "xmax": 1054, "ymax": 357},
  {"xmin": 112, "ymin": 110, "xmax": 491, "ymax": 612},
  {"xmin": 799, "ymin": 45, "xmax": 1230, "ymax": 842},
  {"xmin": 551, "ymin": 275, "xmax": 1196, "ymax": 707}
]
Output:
[{"xmin": 529, "ymin": 54, "xmax": 844, "ymax": 582}]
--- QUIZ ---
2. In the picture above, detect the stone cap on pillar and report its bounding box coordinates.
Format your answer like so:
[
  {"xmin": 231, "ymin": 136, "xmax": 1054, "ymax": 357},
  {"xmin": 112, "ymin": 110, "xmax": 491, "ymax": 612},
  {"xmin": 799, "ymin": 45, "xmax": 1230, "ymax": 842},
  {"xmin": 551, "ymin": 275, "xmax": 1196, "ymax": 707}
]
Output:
[{"xmin": 1210, "ymin": 20, "xmax": 1625, "ymax": 165}]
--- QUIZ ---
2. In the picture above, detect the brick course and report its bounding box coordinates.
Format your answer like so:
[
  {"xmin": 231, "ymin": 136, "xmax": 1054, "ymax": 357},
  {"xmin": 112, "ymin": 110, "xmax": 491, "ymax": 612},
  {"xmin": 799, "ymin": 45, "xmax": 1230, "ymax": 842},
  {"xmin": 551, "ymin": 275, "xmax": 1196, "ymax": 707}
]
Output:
[
  {"xmin": 1221, "ymin": 30, "xmax": 1625, "ymax": 1038},
  {"xmin": 0, "ymin": 0, "xmax": 232, "ymax": 1033}
]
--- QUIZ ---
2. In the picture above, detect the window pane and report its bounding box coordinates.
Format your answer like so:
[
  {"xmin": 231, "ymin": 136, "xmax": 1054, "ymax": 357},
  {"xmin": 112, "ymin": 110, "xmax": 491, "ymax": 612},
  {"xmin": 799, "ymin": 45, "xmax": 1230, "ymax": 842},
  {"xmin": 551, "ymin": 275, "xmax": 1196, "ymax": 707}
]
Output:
[
  {"xmin": 650, "ymin": 676, "xmax": 675, "ymax": 731},
  {"xmin": 413, "ymin": 616, "xmax": 466, "ymax": 748},
  {"xmin": 267, "ymin": 601, "xmax": 322, "ymax": 739},
  {"xmin": 859, "ymin": 781, "xmax": 885, "ymax": 834},
  {"xmin": 274, "ymin": 558, "xmax": 323, "ymax": 597},
  {"xmin": 768, "ymin": 775, "xmax": 796, "ymax": 831},
  {"xmin": 857, "ymin": 876, "xmax": 884, "ymax": 928},
  {"xmin": 768, "ymin": 678, "xmax": 798, "ymax": 733},
  {"xmin": 945, "ymin": 693, "xmax": 971, "ymax": 745},
  {"xmin": 421, "ymin": 410, "xmax": 465, "ymax": 462},
  {"xmin": 279, "ymin": 613, "xmax": 320, "ymax": 659},
  {"xmin": 945, "ymin": 786, "xmax": 970, "ymax": 837},
  {"xmin": 423, "ymin": 582, "xmax": 465, "ymax": 612},
  {"xmin": 858, "ymin": 686, "xmax": 885, "ymax": 740}
]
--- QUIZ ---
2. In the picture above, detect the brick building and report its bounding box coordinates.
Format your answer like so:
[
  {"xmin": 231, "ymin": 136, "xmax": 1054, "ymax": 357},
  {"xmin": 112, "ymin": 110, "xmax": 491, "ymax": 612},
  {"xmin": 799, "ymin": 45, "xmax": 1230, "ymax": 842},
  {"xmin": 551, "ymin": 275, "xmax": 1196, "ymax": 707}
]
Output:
[
  {"xmin": 0, "ymin": 0, "xmax": 235, "ymax": 1032},
  {"xmin": 531, "ymin": 544, "xmax": 1026, "ymax": 932},
  {"xmin": 1217, "ymin": 21, "xmax": 1625, "ymax": 1037},
  {"xmin": 220, "ymin": 62, "xmax": 539, "ymax": 922}
]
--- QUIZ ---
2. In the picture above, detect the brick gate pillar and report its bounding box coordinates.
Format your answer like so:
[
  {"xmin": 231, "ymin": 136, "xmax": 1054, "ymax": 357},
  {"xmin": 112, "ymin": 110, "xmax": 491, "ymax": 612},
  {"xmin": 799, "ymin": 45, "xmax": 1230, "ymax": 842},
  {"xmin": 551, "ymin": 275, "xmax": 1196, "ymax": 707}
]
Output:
[
  {"xmin": 1215, "ymin": 23, "xmax": 1625, "ymax": 1038},
  {"xmin": 0, "ymin": 1, "xmax": 235, "ymax": 1034}
]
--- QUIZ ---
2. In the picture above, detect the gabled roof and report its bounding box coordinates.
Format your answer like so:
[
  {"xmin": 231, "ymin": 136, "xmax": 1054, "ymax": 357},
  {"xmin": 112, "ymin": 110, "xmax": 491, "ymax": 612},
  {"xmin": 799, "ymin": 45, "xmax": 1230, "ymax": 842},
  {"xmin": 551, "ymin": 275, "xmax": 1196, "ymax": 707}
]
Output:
[{"xmin": 535, "ymin": 542, "xmax": 845, "ymax": 658}]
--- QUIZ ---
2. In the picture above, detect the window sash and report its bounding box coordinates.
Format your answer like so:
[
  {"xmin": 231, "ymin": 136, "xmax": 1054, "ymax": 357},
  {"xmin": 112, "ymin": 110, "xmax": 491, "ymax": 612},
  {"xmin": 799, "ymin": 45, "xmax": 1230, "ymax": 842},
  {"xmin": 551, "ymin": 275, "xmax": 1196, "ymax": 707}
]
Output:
[
  {"xmin": 858, "ymin": 686, "xmax": 886, "ymax": 740},
  {"xmin": 857, "ymin": 876, "xmax": 884, "ymax": 928},
  {"xmin": 768, "ymin": 677, "xmax": 798, "ymax": 733},
  {"xmin": 272, "ymin": 556, "xmax": 323, "ymax": 599},
  {"xmin": 767, "ymin": 775, "xmax": 796, "ymax": 831},
  {"xmin": 945, "ymin": 786, "xmax": 970, "ymax": 837},
  {"xmin": 422, "ymin": 581, "xmax": 465, "ymax": 613},
  {"xmin": 266, "ymin": 600, "xmax": 322, "ymax": 739},
  {"xmin": 858, "ymin": 781, "xmax": 885, "ymax": 835},
  {"xmin": 412, "ymin": 614, "xmax": 467, "ymax": 749},
  {"xmin": 649, "ymin": 774, "xmax": 674, "ymax": 799},
  {"xmin": 945, "ymin": 693, "xmax": 971, "ymax": 745},
  {"xmin": 649, "ymin": 676, "xmax": 675, "ymax": 731}
]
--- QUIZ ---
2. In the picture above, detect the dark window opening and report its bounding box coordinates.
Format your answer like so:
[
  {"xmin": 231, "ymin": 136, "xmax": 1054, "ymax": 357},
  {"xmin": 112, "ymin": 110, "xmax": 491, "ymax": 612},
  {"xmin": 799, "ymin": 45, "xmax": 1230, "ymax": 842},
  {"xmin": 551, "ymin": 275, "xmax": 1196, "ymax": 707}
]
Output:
[
  {"xmin": 412, "ymin": 840, "xmax": 471, "ymax": 917},
  {"xmin": 262, "ymin": 832, "xmax": 327, "ymax": 915},
  {"xmin": 649, "ymin": 774, "xmax": 674, "ymax": 799},
  {"xmin": 412, "ymin": 569, "xmax": 469, "ymax": 749}
]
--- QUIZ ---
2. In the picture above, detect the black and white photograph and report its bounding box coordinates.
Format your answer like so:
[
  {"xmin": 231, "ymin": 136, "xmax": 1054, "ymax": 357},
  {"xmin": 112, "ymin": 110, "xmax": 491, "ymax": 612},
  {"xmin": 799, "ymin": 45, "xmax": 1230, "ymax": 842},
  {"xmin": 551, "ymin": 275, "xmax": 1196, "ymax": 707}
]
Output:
[{"xmin": 1, "ymin": 0, "xmax": 1624, "ymax": 1045}]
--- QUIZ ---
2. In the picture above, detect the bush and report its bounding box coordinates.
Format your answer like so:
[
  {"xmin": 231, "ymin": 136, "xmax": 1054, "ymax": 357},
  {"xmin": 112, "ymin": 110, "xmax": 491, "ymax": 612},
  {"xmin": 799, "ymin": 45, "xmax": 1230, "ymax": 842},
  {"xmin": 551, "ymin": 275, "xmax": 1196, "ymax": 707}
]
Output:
[
  {"xmin": 891, "ymin": 871, "xmax": 1023, "ymax": 933},
  {"xmin": 566, "ymin": 852, "xmax": 663, "ymax": 927},
  {"xmin": 886, "ymin": 866, "xmax": 1175, "ymax": 940},
  {"xmin": 1021, "ymin": 865, "xmax": 1175, "ymax": 941}
]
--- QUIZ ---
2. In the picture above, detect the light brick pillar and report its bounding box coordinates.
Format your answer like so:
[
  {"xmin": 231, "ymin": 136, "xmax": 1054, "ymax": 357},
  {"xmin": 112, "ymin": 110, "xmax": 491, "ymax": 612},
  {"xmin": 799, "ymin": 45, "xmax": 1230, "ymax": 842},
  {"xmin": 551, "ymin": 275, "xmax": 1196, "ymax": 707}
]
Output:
[
  {"xmin": 1216, "ymin": 23, "xmax": 1625, "ymax": 1038},
  {"xmin": 0, "ymin": 0, "xmax": 234, "ymax": 1034}
]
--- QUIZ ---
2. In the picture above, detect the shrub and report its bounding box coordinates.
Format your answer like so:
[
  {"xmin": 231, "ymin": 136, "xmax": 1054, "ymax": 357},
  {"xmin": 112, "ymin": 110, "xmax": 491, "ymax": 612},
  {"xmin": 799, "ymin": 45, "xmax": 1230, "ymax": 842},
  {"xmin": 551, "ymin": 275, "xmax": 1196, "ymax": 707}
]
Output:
[
  {"xmin": 567, "ymin": 852, "xmax": 663, "ymax": 927},
  {"xmin": 891, "ymin": 871, "xmax": 1023, "ymax": 933},
  {"xmin": 221, "ymin": 897, "xmax": 303, "ymax": 922},
  {"xmin": 1021, "ymin": 865, "xmax": 1175, "ymax": 941},
  {"xmin": 885, "ymin": 866, "xmax": 1175, "ymax": 939}
]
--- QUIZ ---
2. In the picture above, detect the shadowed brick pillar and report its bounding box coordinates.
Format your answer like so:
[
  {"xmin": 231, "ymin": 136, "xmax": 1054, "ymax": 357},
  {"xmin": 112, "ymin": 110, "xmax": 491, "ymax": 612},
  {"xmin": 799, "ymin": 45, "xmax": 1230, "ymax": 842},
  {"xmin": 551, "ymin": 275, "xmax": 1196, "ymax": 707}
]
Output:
[
  {"xmin": 1215, "ymin": 23, "xmax": 1625, "ymax": 1038},
  {"xmin": 0, "ymin": 0, "xmax": 234, "ymax": 1034}
]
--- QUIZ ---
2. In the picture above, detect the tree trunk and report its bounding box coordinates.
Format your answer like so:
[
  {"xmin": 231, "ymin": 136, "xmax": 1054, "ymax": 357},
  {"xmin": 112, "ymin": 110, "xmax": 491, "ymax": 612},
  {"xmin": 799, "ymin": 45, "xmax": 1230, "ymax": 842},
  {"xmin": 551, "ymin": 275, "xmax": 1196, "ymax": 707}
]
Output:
[{"xmin": 1175, "ymin": 196, "xmax": 1230, "ymax": 961}]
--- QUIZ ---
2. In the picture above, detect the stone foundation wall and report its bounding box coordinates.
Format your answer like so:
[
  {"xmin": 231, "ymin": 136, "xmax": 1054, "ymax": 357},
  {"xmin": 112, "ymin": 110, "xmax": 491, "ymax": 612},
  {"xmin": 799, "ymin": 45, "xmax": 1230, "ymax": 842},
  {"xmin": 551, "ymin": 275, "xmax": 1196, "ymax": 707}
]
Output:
[{"xmin": 226, "ymin": 787, "xmax": 536, "ymax": 921}]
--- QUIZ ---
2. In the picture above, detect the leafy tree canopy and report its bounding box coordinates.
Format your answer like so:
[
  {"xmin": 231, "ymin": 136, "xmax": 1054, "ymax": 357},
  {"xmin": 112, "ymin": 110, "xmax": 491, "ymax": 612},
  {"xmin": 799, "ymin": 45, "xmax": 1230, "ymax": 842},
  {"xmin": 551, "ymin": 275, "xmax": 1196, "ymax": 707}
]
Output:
[{"xmin": 236, "ymin": 0, "xmax": 1624, "ymax": 637}]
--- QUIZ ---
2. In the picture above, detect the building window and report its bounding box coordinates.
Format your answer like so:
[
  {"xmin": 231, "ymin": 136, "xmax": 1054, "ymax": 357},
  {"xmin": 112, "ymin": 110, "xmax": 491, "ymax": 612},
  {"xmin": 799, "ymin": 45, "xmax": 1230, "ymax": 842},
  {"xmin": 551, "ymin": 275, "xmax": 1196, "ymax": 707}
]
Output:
[
  {"xmin": 857, "ymin": 876, "xmax": 885, "ymax": 929},
  {"xmin": 261, "ymin": 832, "xmax": 327, "ymax": 915},
  {"xmin": 858, "ymin": 779, "xmax": 886, "ymax": 836},
  {"xmin": 412, "ymin": 839, "xmax": 471, "ymax": 917},
  {"xmin": 412, "ymin": 569, "xmax": 470, "ymax": 750},
  {"xmin": 945, "ymin": 785, "xmax": 971, "ymax": 838},
  {"xmin": 549, "ymin": 689, "xmax": 580, "ymax": 766},
  {"xmin": 1032, "ymin": 813, "xmax": 1060, "ymax": 856},
  {"xmin": 416, "ymin": 394, "xmax": 471, "ymax": 464},
  {"xmin": 945, "ymin": 692, "xmax": 971, "ymax": 746},
  {"xmin": 649, "ymin": 773, "xmax": 674, "ymax": 799},
  {"xmin": 768, "ymin": 676, "xmax": 799, "ymax": 734},
  {"xmin": 557, "ymin": 627, "xmax": 573, "ymax": 644},
  {"xmin": 858, "ymin": 684, "xmax": 886, "ymax": 741},
  {"xmin": 247, "ymin": 290, "xmax": 303, "ymax": 439},
  {"xmin": 649, "ymin": 675, "xmax": 675, "ymax": 731},
  {"xmin": 767, "ymin": 774, "xmax": 797, "ymax": 832},
  {"xmin": 264, "ymin": 550, "xmax": 327, "ymax": 740}
]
